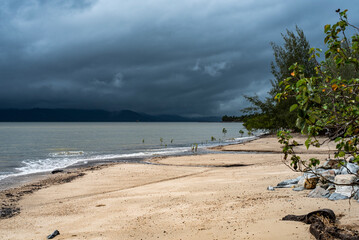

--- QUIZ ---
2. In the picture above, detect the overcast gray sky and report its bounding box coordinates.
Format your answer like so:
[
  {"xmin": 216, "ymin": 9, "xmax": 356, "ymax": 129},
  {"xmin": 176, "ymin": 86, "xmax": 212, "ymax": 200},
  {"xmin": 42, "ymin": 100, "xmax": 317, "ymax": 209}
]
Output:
[{"xmin": 0, "ymin": 0, "xmax": 358, "ymax": 117}]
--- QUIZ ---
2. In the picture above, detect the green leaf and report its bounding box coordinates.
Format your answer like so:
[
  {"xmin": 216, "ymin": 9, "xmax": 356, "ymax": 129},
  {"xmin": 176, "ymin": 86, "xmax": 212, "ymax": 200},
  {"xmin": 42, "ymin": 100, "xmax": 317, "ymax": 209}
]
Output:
[
  {"xmin": 324, "ymin": 36, "xmax": 330, "ymax": 44},
  {"xmin": 296, "ymin": 117, "xmax": 304, "ymax": 129},
  {"xmin": 296, "ymin": 79, "xmax": 306, "ymax": 88},
  {"xmin": 338, "ymin": 151, "xmax": 346, "ymax": 157},
  {"xmin": 325, "ymin": 50, "xmax": 331, "ymax": 59},
  {"xmin": 290, "ymin": 104, "xmax": 298, "ymax": 112},
  {"xmin": 335, "ymin": 58, "xmax": 343, "ymax": 65},
  {"xmin": 335, "ymin": 137, "xmax": 342, "ymax": 143},
  {"xmin": 305, "ymin": 138, "xmax": 311, "ymax": 149},
  {"xmin": 324, "ymin": 24, "xmax": 331, "ymax": 33},
  {"xmin": 313, "ymin": 95, "xmax": 321, "ymax": 104}
]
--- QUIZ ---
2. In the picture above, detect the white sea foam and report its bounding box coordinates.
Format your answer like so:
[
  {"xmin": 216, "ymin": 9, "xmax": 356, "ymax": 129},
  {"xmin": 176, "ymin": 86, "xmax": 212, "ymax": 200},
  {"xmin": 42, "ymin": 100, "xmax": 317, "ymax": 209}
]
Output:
[
  {"xmin": 49, "ymin": 151, "xmax": 85, "ymax": 157},
  {"xmin": 0, "ymin": 134, "xmax": 259, "ymax": 182},
  {"xmin": 0, "ymin": 147, "xmax": 191, "ymax": 181},
  {"xmin": 228, "ymin": 136, "xmax": 257, "ymax": 142}
]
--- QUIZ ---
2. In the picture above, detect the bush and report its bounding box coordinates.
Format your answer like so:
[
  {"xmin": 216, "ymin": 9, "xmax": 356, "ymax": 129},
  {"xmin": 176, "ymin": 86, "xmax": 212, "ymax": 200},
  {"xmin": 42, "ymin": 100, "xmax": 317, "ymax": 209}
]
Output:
[{"xmin": 276, "ymin": 9, "xmax": 359, "ymax": 171}]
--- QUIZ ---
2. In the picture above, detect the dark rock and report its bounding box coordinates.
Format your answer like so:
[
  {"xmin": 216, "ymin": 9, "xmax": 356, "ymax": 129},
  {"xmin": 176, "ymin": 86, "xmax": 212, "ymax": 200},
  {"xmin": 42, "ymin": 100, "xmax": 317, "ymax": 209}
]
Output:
[
  {"xmin": 47, "ymin": 230, "xmax": 60, "ymax": 239},
  {"xmin": 51, "ymin": 169, "xmax": 64, "ymax": 174}
]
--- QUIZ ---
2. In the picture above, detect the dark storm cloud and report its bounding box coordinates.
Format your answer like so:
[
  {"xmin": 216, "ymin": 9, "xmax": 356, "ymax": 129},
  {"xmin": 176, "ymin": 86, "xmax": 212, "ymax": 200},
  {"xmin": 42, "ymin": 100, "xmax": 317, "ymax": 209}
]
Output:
[{"xmin": 0, "ymin": 0, "xmax": 358, "ymax": 116}]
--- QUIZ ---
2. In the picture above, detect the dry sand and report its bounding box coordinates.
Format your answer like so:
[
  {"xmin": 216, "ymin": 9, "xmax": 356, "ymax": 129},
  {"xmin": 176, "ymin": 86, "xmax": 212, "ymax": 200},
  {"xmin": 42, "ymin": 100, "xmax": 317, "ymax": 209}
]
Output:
[
  {"xmin": 211, "ymin": 133, "xmax": 338, "ymax": 154},
  {"xmin": 0, "ymin": 135, "xmax": 358, "ymax": 240}
]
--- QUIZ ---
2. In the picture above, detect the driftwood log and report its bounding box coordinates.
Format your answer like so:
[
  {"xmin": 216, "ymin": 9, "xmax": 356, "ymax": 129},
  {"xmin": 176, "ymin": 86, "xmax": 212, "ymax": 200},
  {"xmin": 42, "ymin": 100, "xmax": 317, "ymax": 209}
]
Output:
[{"xmin": 282, "ymin": 209, "xmax": 359, "ymax": 240}]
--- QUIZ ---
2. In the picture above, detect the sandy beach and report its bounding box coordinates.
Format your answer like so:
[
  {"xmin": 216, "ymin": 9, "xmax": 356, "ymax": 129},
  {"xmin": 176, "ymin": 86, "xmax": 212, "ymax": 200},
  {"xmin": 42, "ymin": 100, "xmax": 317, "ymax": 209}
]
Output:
[{"xmin": 0, "ymin": 135, "xmax": 358, "ymax": 240}]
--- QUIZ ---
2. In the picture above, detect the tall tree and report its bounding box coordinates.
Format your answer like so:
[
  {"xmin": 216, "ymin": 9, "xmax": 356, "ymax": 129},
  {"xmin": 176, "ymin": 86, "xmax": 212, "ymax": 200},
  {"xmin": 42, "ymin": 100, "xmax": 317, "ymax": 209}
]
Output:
[{"xmin": 241, "ymin": 26, "xmax": 316, "ymax": 132}]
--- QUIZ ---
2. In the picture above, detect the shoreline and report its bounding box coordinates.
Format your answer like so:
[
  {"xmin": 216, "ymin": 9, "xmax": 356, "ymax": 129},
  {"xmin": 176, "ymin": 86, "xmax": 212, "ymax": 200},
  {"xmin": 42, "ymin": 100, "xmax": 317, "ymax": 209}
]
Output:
[
  {"xmin": 0, "ymin": 135, "xmax": 259, "ymax": 191},
  {"xmin": 0, "ymin": 135, "xmax": 263, "ymax": 218},
  {"xmin": 1, "ymin": 134, "xmax": 358, "ymax": 239},
  {"xmin": 0, "ymin": 134, "xmax": 261, "ymax": 192}
]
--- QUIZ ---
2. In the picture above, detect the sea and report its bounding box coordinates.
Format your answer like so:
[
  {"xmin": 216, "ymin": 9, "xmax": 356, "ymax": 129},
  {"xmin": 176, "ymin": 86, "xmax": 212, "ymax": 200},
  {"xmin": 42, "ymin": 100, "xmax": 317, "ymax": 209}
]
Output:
[{"xmin": 0, "ymin": 122, "xmax": 256, "ymax": 189}]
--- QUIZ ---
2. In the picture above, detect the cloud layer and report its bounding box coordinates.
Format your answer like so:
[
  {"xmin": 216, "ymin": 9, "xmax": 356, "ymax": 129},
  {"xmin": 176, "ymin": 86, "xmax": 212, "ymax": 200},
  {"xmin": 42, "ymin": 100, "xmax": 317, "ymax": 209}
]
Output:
[{"xmin": 0, "ymin": 0, "xmax": 358, "ymax": 116}]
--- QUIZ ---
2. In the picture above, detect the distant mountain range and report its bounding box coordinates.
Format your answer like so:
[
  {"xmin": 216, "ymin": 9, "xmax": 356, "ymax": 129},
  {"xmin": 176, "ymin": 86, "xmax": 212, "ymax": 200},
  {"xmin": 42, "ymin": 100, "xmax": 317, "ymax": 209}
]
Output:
[{"xmin": 0, "ymin": 109, "xmax": 221, "ymax": 122}]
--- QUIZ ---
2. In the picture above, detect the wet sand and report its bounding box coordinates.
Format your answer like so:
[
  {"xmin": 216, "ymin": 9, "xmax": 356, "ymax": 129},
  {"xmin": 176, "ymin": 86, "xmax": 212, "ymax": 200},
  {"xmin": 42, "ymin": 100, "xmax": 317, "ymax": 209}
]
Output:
[{"xmin": 0, "ymin": 134, "xmax": 358, "ymax": 239}]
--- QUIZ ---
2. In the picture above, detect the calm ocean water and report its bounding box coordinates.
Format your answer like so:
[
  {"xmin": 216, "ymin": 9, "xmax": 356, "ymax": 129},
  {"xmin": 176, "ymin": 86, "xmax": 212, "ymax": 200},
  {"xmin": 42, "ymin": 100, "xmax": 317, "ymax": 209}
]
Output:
[{"xmin": 0, "ymin": 122, "xmax": 254, "ymax": 186}]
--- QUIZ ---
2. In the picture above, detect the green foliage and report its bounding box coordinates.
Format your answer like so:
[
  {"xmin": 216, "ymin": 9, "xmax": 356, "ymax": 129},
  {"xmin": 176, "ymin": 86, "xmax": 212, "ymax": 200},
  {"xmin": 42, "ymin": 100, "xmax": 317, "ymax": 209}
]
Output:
[
  {"xmin": 277, "ymin": 10, "xmax": 359, "ymax": 172},
  {"xmin": 191, "ymin": 143, "xmax": 198, "ymax": 153},
  {"xmin": 222, "ymin": 128, "xmax": 227, "ymax": 137},
  {"xmin": 270, "ymin": 26, "xmax": 317, "ymax": 96},
  {"xmin": 241, "ymin": 27, "xmax": 316, "ymax": 132},
  {"xmin": 211, "ymin": 136, "xmax": 216, "ymax": 141},
  {"xmin": 239, "ymin": 130, "xmax": 244, "ymax": 137}
]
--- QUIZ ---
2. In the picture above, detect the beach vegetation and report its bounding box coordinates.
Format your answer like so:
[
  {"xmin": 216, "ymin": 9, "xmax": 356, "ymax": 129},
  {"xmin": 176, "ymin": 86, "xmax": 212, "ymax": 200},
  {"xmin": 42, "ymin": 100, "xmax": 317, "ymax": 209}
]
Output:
[
  {"xmin": 239, "ymin": 130, "xmax": 244, "ymax": 137},
  {"xmin": 160, "ymin": 137, "xmax": 163, "ymax": 146},
  {"xmin": 239, "ymin": 26, "xmax": 316, "ymax": 132},
  {"xmin": 276, "ymin": 9, "xmax": 359, "ymax": 180},
  {"xmin": 211, "ymin": 136, "xmax": 216, "ymax": 141},
  {"xmin": 191, "ymin": 143, "xmax": 198, "ymax": 153},
  {"xmin": 222, "ymin": 128, "xmax": 227, "ymax": 138}
]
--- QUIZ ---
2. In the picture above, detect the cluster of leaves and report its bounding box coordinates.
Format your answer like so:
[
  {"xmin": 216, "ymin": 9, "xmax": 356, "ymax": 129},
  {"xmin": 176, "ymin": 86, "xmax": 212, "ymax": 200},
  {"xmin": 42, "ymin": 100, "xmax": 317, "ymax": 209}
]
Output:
[
  {"xmin": 240, "ymin": 27, "xmax": 316, "ymax": 133},
  {"xmin": 222, "ymin": 127, "xmax": 227, "ymax": 137},
  {"xmin": 276, "ymin": 10, "xmax": 359, "ymax": 171}
]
